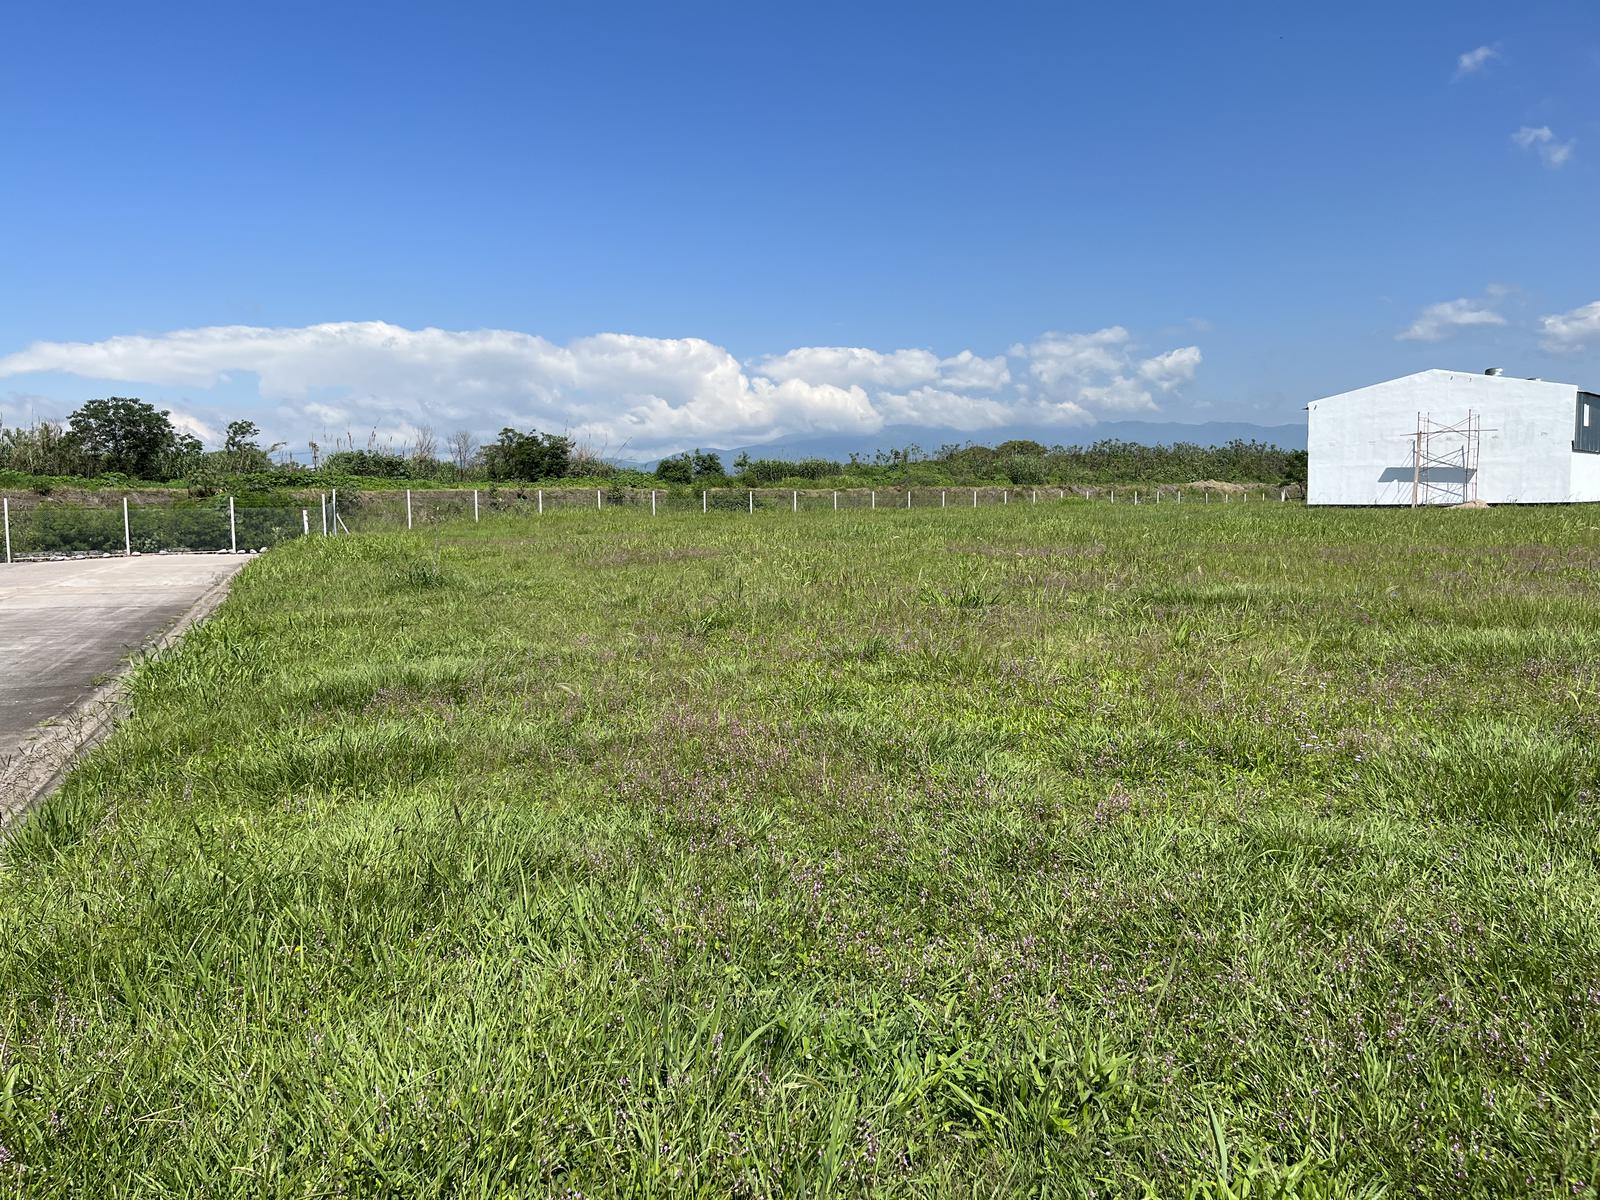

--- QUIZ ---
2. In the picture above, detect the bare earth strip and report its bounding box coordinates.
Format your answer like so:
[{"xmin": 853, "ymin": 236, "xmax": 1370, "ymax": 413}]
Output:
[{"xmin": 0, "ymin": 554, "xmax": 247, "ymax": 826}]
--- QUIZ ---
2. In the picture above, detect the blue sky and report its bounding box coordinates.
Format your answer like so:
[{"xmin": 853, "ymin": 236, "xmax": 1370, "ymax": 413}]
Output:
[{"xmin": 2, "ymin": 0, "xmax": 1596, "ymax": 456}]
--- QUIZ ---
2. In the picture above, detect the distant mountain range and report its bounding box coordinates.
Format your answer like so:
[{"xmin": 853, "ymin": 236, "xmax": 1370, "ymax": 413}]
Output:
[{"xmin": 620, "ymin": 419, "xmax": 1306, "ymax": 470}]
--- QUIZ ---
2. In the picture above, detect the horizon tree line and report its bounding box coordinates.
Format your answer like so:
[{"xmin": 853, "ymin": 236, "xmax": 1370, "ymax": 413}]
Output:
[{"xmin": 0, "ymin": 396, "xmax": 1308, "ymax": 487}]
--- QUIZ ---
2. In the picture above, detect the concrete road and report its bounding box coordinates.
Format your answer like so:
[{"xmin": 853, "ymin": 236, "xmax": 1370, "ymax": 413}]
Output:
[{"xmin": 0, "ymin": 555, "xmax": 248, "ymax": 764}]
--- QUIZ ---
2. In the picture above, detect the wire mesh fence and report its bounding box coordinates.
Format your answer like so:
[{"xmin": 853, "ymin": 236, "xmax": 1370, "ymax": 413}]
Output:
[
  {"xmin": 336, "ymin": 484, "xmax": 1303, "ymax": 525},
  {"xmin": 0, "ymin": 484, "xmax": 1305, "ymax": 561},
  {"xmin": 0, "ymin": 495, "xmax": 309, "ymax": 561}
]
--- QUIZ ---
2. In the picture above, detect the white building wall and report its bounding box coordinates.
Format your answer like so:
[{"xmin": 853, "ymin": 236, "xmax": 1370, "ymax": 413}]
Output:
[
  {"xmin": 1572, "ymin": 447, "xmax": 1600, "ymax": 501},
  {"xmin": 1307, "ymin": 370, "xmax": 1600, "ymax": 505}
]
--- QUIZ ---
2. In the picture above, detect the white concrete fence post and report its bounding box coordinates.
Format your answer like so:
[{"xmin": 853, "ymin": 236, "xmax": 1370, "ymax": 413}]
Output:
[
  {"xmin": 702, "ymin": 489, "xmax": 708, "ymax": 513},
  {"xmin": 320, "ymin": 493, "xmax": 328, "ymax": 535},
  {"xmin": 906, "ymin": 488, "xmax": 911, "ymax": 509},
  {"xmin": 871, "ymin": 490, "xmax": 876, "ymax": 510},
  {"xmin": 973, "ymin": 489, "xmax": 978, "ymax": 507},
  {"xmin": 229, "ymin": 495, "xmax": 237, "ymax": 552},
  {"xmin": 651, "ymin": 489, "xmax": 657, "ymax": 516},
  {"xmin": 474, "ymin": 489, "xmax": 480, "ymax": 521},
  {"xmin": 3, "ymin": 497, "xmax": 10, "ymax": 564},
  {"xmin": 406, "ymin": 489, "xmax": 413, "ymax": 529},
  {"xmin": 793, "ymin": 489, "xmax": 798, "ymax": 513},
  {"xmin": 1032, "ymin": 489, "xmax": 1037, "ymax": 505},
  {"xmin": 1003, "ymin": 490, "xmax": 1009, "ymax": 505},
  {"xmin": 124, "ymin": 497, "xmax": 132, "ymax": 557},
  {"xmin": 942, "ymin": 490, "xmax": 947, "ymax": 508},
  {"xmin": 538, "ymin": 489, "xmax": 544, "ymax": 514},
  {"xmin": 748, "ymin": 489, "xmax": 753, "ymax": 514},
  {"xmin": 597, "ymin": 488, "xmax": 603, "ymax": 511},
  {"xmin": 833, "ymin": 490, "xmax": 838, "ymax": 511}
]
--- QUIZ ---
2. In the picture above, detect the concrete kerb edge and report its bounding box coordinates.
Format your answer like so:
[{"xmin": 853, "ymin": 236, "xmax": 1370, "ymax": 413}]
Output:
[{"xmin": 0, "ymin": 564, "xmax": 246, "ymax": 835}]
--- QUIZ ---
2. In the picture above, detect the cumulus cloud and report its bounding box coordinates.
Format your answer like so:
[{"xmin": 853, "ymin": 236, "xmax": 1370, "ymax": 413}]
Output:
[
  {"xmin": 168, "ymin": 407, "xmax": 224, "ymax": 446},
  {"xmin": 1013, "ymin": 327, "xmax": 1132, "ymax": 387},
  {"xmin": 1009, "ymin": 328, "xmax": 1202, "ymax": 417},
  {"xmin": 749, "ymin": 345, "xmax": 1010, "ymax": 393},
  {"xmin": 1397, "ymin": 297, "xmax": 1509, "ymax": 342},
  {"xmin": 1539, "ymin": 300, "xmax": 1600, "ymax": 350},
  {"xmin": 1137, "ymin": 345, "xmax": 1203, "ymax": 389},
  {"xmin": 1454, "ymin": 45, "xmax": 1498, "ymax": 78},
  {"xmin": 876, "ymin": 387, "xmax": 1015, "ymax": 431},
  {"xmin": 1512, "ymin": 125, "xmax": 1574, "ymax": 168},
  {"xmin": 0, "ymin": 320, "xmax": 1205, "ymax": 454},
  {"xmin": 936, "ymin": 350, "xmax": 1013, "ymax": 392}
]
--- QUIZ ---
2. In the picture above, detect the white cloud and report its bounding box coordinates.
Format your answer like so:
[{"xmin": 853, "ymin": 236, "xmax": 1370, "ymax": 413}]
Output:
[
  {"xmin": 751, "ymin": 345, "xmax": 1010, "ymax": 393},
  {"xmin": 1454, "ymin": 45, "xmax": 1498, "ymax": 79},
  {"xmin": 1009, "ymin": 327, "xmax": 1201, "ymax": 417},
  {"xmin": 168, "ymin": 407, "xmax": 223, "ymax": 446},
  {"xmin": 1397, "ymin": 297, "xmax": 1508, "ymax": 342},
  {"xmin": 1137, "ymin": 346, "xmax": 1203, "ymax": 389},
  {"xmin": 1512, "ymin": 125, "xmax": 1575, "ymax": 168},
  {"xmin": 1076, "ymin": 378, "xmax": 1157, "ymax": 414},
  {"xmin": 752, "ymin": 345, "xmax": 939, "ymax": 389},
  {"xmin": 935, "ymin": 349, "xmax": 1013, "ymax": 392},
  {"xmin": 1539, "ymin": 300, "xmax": 1600, "ymax": 350},
  {"xmin": 875, "ymin": 387, "xmax": 1015, "ymax": 431},
  {"xmin": 1013, "ymin": 327, "xmax": 1132, "ymax": 387},
  {"xmin": 0, "ymin": 320, "xmax": 1205, "ymax": 455}
]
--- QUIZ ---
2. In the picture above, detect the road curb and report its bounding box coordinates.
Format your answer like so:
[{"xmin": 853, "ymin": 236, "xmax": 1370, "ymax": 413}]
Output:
[{"xmin": 0, "ymin": 566, "xmax": 244, "ymax": 835}]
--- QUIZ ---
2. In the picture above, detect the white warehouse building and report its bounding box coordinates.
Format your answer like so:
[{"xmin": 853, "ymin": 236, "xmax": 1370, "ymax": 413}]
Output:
[{"xmin": 1307, "ymin": 368, "xmax": 1600, "ymax": 506}]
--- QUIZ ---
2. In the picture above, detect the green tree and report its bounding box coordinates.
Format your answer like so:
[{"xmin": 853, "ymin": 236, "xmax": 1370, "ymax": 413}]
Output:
[
  {"xmin": 163, "ymin": 432, "xmax": 205, "ymax": 478},
  {"xmin": 224, "ymin": 420, "xmax": 260, "ymax": 455},
  {"xmin": 691, "ymin": 450, "xmax": 724, "ymax": 479},
  {"xmin": 654, "ymin": 453, "xmax": 694, "ymax": 484},
  {"xmin": 481, "ymin": 428, "xmax": 573, "ymax": 481},
  {"xmin": 994, "ymin": 439, "xmax": 1048, "ymax": 458},
  {"xmin": 223, "ymin": 419, "xmax": 275, "ymax": 474},
  {"xmin": 67, "ymin": 397, "xmax": 181, "ymax": 479}
]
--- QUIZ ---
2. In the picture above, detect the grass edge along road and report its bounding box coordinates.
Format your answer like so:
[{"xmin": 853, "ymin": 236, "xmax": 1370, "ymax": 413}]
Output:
[{"xmin": 2, "ymin": 503, "xmax": 1599, "ymax": 1197}]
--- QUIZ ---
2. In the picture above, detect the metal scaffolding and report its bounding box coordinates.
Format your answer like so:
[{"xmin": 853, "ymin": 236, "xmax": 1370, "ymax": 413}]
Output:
[{"xmin": 1408, "ymin": 410, "xmax": 1484, "ymax": 507}]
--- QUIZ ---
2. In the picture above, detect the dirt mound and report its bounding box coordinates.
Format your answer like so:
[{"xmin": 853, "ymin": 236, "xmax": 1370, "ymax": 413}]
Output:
[{"xmin": 1188, "ymin": 479, "xmax": 1246, "ymax": 494}]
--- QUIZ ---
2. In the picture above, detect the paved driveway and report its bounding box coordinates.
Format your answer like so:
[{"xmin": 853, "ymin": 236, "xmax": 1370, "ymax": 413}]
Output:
[{"xmin": 0, "ymin": 554, "xmax": 248, "ymax": 765}]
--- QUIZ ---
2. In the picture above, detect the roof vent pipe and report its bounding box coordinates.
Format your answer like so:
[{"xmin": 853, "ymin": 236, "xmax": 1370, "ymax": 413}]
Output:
[{"xmin": 1485, "ymin": 367, "xmax": 1504, "ymax": 376}]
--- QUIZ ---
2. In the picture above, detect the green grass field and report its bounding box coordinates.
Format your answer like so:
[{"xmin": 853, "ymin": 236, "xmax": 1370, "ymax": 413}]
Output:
[{"xmin": 3, "ymin": 504, "xmax": 1599, "ymax": 1197}]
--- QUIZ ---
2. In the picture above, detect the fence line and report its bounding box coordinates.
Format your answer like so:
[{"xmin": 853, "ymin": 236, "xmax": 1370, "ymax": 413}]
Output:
[
  {"xmin": 0, "ymin": 484, "xmax": 1306, "ymax": 561},
  {"xmin": 0, "ymin": 495, "xmax": 310, "ymax": 561}
]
